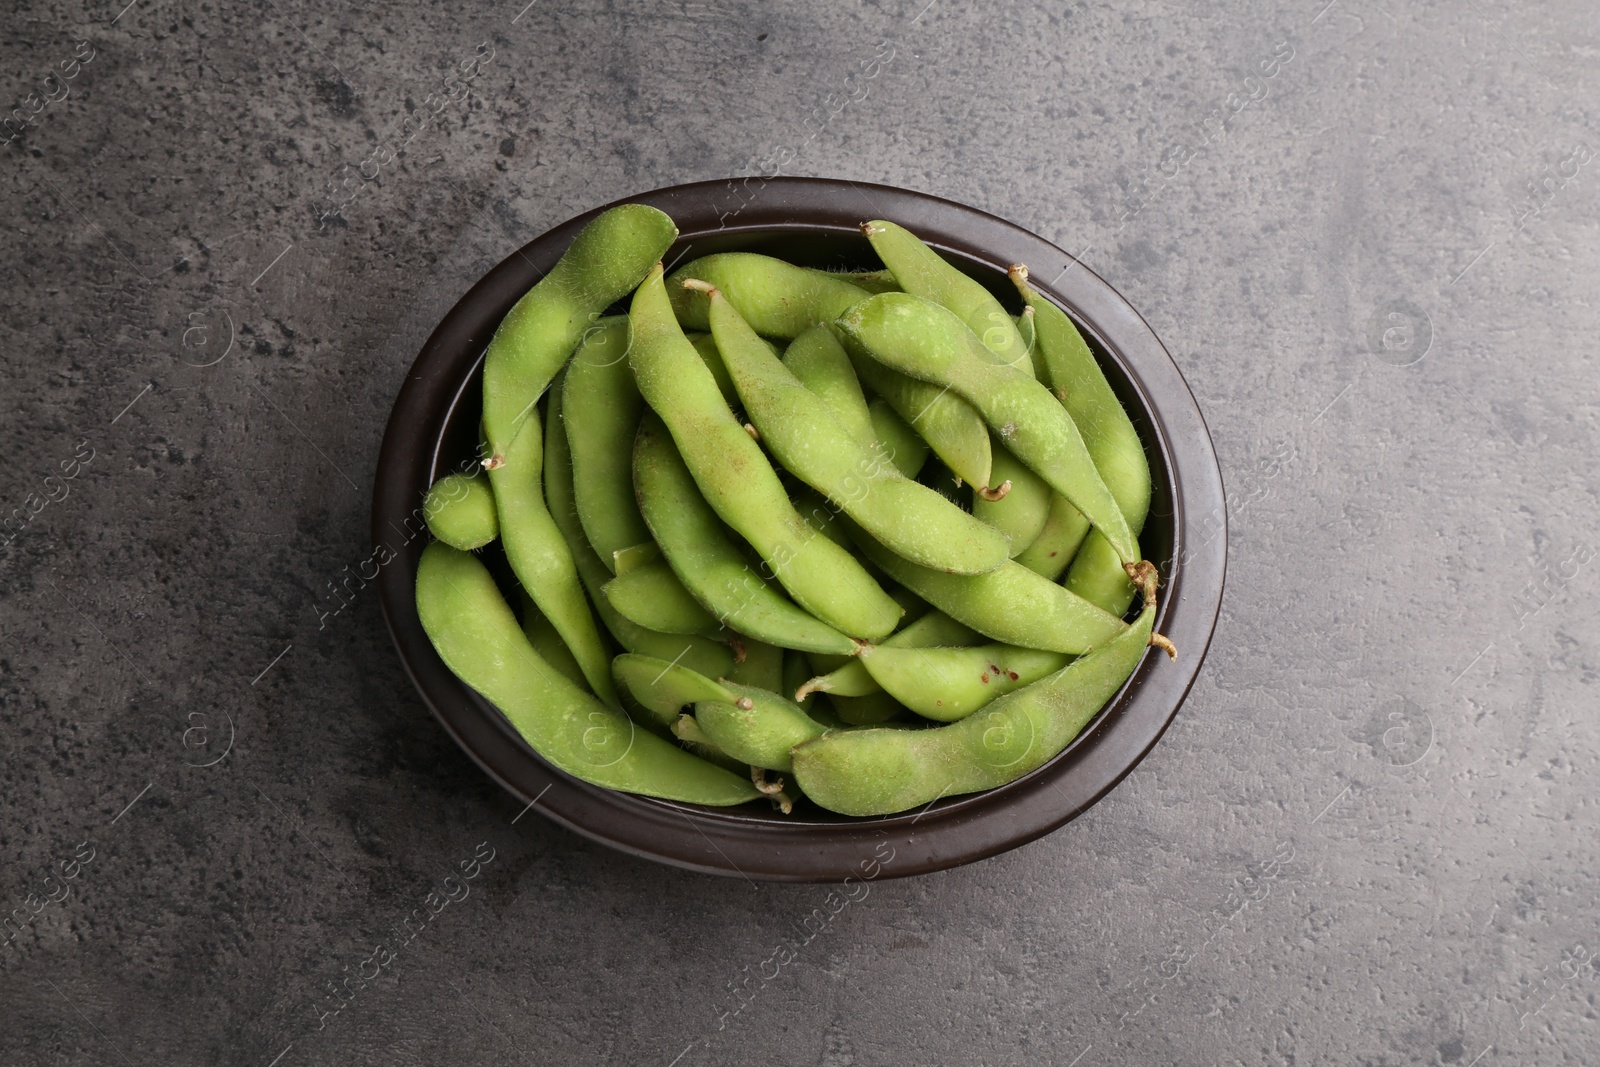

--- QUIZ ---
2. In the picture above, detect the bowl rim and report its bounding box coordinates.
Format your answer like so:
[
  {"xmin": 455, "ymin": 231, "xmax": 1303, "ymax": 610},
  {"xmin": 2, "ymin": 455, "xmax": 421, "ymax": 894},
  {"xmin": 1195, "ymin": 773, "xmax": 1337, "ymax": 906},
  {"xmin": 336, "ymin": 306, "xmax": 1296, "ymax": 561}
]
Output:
[{"xmin": 373, "ymin": 176, "xmax": 1227, "ymax": 882}]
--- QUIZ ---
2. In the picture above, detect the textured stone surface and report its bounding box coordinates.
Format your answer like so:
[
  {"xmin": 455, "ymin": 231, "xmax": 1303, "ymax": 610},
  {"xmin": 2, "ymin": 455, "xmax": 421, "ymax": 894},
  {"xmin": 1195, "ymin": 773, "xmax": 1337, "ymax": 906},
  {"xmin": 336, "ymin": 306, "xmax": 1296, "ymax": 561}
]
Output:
[{"xmin": 3, "ymin": 0, "xmax": 1598, "ymax": 1063}]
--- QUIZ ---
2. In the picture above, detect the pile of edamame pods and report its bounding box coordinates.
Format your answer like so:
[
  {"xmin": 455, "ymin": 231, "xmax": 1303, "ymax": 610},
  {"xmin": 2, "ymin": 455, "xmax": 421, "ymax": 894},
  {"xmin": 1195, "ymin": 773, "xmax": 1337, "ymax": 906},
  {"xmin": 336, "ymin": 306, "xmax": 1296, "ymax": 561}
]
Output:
[{"xmin": 416, "ymin": 203, "xmax": 1174, "ymax": 818}]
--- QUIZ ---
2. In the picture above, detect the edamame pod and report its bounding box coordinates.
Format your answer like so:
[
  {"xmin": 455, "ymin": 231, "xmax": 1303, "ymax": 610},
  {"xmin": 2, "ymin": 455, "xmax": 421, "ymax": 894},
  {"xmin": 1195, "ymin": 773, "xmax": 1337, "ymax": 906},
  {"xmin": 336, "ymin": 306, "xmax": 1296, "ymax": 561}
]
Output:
[
  {"xmin": 685, "ymin": 333, "xmax": 740, "ymax": 407},
  {"xmin": 613, "ymin": 541, "xmax": 661, "ymax": 575},
  {"xmin": 700, "ymin": 280, "xmax": 1011, "ymax": 576},
  {"xmin": 783, "ymin": 324, "xmax": 873, "ymax": 443},
  {"xmin": 884, "ymin": 581, "xmax": 927, "ymax": 617},
  {"xmin": 416, "ymin": 542, "xmax": 759, "ymax": 805},
  {"xmin": 784, "ymin": 649, "xmax": 819, "ymax": 714},
  {"xmin": 845, "ymin": 517, "xmax": 1127, "ymax": 655},
  {"xmin": 791, "ymin": 486, "xmax": 851, "ymax": 550},
  {"xmin": 838, "ymin": 293, "xmax": 1143, "ymax": 576},
  {"xmin": 829, "ymin": 691, "xmax": 906, "ymax": 725},
  {"xmin": 1010, "ymin": 266, "xmax": 1154, "ymax": 616},
  {"xmin": 726, "ymin": 638, "xmax": 784, "ymax": 692},
  {"xmin": 848, "ymin": 352, "xmax": 992, "ymax": 490},
  {"xmin": 488, "ymin": 414, "xmax": 619, "ymax": 707},
  {"xmin": 562, "ymin": 317, "xmax": 649, "ymax": 572},
  {"xmin": 482, "ymin": 204, "xmax": 677, "ymax": 465},
  {"xmin": 1013, "ymin": 495, "xmax": 1091, "ymax": 580},
  {"xmin": 545, "ymin": 383, "xmax": 736, "ymax": 680},
  {"xmin": 634, "ymin": 415, "xmax": 860, "ymax": 655},
  {"xmin": 424, "ymin": 472, "xmax": 498, "ymax": 550},
  {"xmin": 1016, "ymin": 306, "xmax": 1043, "ymax": 380},
  {"xmin": 860, "ymin": 642, "xmax": 1071, "ymax": 722},
  {"xmin": 695, "ymin": 682, "xmax": 833, "ymax": 772},
  {"xmin": 518, "ymin": 594, "xmax": 590, "ymax": 692},
  {"xmin": 613, "ymin": 653, "xmax": 733, "ymax": 727},
  {"xmin": 1011, "ymin": 266, "xmax": 1151, "ymax": 530},
  {"xmin": 804, "ymin": 267, "xmax": 900, "ymax": 294},
  {"xmin": 668, "ymin": 253, "xmax": 870, "ymax": 337},
  {"xmin": 671, "ymin": 714, "xmax": 748, "ymax": 774},
  {"xmin": 1064, "ymin": 535, "xmax": 1140, "ymax": 614},
  {"xmin": 602, "ymin": 561, "xmax": 722, "ymax": 636},
  {"xmin": 862, "ymin": 219, "xmax": 1030, "ymax": 372},
  {"xmin": 798, "ymin": 610, "xmax": 981, "ymax": 699},
  {"xmin": 791, "ymin": 601, "xmax": 1157, "ymax": 816},
  {"xmin": 867, "ymin": 399, "xmax": 928, "ymax": 479},
  {"xmin": 971, "ymin": 443, "xmax": 1051, "ymax": 557},
  {"xmin": 629, "ymin": 264, "xmax": 901, "ymax": 639}
]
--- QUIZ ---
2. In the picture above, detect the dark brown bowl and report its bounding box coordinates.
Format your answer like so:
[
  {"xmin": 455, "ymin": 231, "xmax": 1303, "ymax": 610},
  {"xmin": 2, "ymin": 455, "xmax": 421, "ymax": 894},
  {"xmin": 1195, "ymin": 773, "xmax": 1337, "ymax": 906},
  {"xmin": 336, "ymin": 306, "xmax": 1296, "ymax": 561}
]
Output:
[{"xmin": 373, "ymin": 177, "xmax": 1226, "ymax": 882}]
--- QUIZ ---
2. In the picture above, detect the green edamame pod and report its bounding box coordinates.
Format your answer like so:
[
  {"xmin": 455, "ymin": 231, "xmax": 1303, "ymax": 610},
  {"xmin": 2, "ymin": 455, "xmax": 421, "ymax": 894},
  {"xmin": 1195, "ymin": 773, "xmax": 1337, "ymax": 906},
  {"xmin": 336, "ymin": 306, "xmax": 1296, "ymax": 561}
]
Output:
[
  {"xmin": 884, "ymin": 581, "xmax": 927, "ymax": 617},
  {"xmin": 671, "ymin": 714, "xmax": 748, "ymax": 774},
  {"xmin": 848, "ymin": 352, "xmax": 992, "ymax": 491},
  {"xmin": 562, "ymin": 317, "xmax": 649, "ymax": 572},
  {"xmin": 804, "ymin": 267, "xmax": 900, "ymax": 294},
  {"xmin": 784, "ymin": 649, "xmax": 818, "ymax": 713},
  {"xmin": 602, "ymin": 561, "xmax": 722, "ymax": 636},
  {"xmin": 860, "ymin": 643, "xmax": 1070, "ymax": 723},
  {"xmin": 634, "ymin": 416, "xmax": 859, "ymax": 655},
  {"xmin": 695, "ymin": 682, "xmax": 832, "ymax": 773},
  {"xmin": 791, "ymin": 601, "xmax": 1157, "ymax": 816},
  {"xmin": 1011, "ymin": 266, "xmax": 1151, "ymax": 531},
  {"xmin": 668, "ymin": 253, "xmax": 870, "ymax": 338},
  {"xmin": 845, "ymin": 517, "xmax": 1127, "ymax": 655},
  {"xmin": 863, "ymin": 219, "xmax": 1030, "ymax": 372},
  {"xmin": 798, "ymin": 610, "xmax": 981, "ymax": 699},
  {"xmin": 482, "ymin": 204, "xmax": 677, "ymax": 465},
  {"xmin": 613, "ymin": 653, "xmax": 733, "ymax": 727},
  {"xmin": 920, "ymin": 459, "xmax": 970, "ymax": 509},
  {"xmin": 545, "ymin": 383, "xmax": 737, "ymax": 680},
  {"xmin": 517, "ymin": 594, "xmax": 590, "ymax": 692},
  {"xmin": 971, "ymin": 443, "xmax": 1051, "ymax": 557},
  {"xmin": 1011, "ymin": 266, "xmax": 1154, "ymax": 616},
  {"xmin": 487, "ymin": 414, "xmax": 619, "ymax": 707},
  {"xmin": 685, "ymin": 333, "xmax": 740, "ymax": 408},
  {"xmin": 612, "ymin": 541, "xmax": 661, "ymax": 575},
  {"xmin": 838, "ymin": 293, "xmax": 1144, "ymax": 578},
  {"xmin": 867, "ymin": 399, "xmax": 929, "ymax": 480},
  {"xmin": 629, "ymin": 264, "xmax": 901, "ymax": 639},
  {"xmin": 830, "ymin": 691, "xmax": 906, "ymax": 726},
  {"xmin": 424, "ymin": 472, "xmax": 498, "ymax": 550},
  {"xmin": 1064, "ymin": 535, "xmax": 1139, "ymax": 614},
  {"xmin": 783, "ymin": 324, "xmax": 873, "ymax": 443},
  {"xmin": 700, "ymin": 280, "xmax": 1011, "ymax": 576},
  {"xmin": 416, "ymin": 542, "xmax": 759, "ymax": 805},
  {"xmin": 1013, "ymin": 495, "xmax": 1091, "ymax": 580},
  {"xmin": 1016, "ymin": 306, "xmax": 1043, "ymax": 380},
  {"xmin": 791, "ymin": 486, "xmax": 851, "ymax": 550},
  {"xmin": 726, "ymin": 638, "xmax": 784, "ymax": 692}
]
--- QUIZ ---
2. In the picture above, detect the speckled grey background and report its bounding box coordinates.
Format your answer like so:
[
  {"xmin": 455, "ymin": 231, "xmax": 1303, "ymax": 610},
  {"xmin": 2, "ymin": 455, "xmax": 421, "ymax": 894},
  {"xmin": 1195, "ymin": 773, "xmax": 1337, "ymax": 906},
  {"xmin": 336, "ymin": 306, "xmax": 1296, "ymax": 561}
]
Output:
[{"xmin": 2, "ymin": 0, "xmax": 1596, "ymax": 1063}]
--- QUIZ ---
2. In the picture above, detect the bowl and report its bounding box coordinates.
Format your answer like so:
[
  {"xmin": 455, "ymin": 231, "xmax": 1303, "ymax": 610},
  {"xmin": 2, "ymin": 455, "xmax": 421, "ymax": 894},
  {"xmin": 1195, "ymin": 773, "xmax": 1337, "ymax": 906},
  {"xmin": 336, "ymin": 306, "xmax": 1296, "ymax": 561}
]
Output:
[{"xmin": 373, "ymin": 177, "xmax": 1226, "ymax": 882}]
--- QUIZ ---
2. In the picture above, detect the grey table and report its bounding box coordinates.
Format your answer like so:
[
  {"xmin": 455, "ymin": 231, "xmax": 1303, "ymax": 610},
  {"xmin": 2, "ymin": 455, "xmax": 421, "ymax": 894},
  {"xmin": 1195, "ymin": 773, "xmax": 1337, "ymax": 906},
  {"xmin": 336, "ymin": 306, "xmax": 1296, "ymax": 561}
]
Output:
[{"xmin": 3, "ymin": 1, "xmax": 1596, "ymax": 1063}]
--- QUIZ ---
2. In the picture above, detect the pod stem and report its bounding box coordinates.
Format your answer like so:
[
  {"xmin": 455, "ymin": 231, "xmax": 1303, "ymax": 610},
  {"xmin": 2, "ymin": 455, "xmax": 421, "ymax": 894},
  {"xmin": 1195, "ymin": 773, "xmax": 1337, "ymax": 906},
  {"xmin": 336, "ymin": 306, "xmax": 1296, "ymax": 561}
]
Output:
[
  {"xmin": 795, "ymin": 676, "xmax": 831, "ymax": 701},
  {"xmin": 770, "ymin": 789, "xmax": 796, "ymax": 815},
  {"xmin": 976, "ymin": 479, "xmax": 1013, "ymax": 502},
  {"xmin": 1007, "ymin": 262, "xmax": 1033, "ymax": 300},
  {"xmin": 750, "ymin": 766, "xmax": 786, "ymax": 795},
  {"xmin": 1149, "ymin": 632, "xmax": 1177, "ymax": 660},
  {"xmin": 680, "ymin": 277, "xmax": 717, "ymax": 295},
  {"xmin": 1125, "ymin": 560, "xmax": 1159, "ymax": 605}
]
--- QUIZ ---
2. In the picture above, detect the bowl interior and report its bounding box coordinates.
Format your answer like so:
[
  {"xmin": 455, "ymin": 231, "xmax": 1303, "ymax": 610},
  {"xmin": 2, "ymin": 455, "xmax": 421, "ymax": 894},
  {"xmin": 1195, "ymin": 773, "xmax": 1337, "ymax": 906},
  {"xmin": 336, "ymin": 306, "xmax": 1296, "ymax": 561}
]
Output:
[{"xmin": 426, "ymin": 227, "xmax": 1176, "ymax": 826}]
